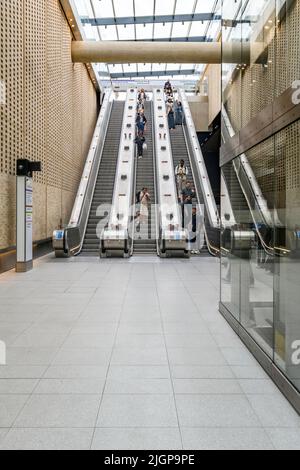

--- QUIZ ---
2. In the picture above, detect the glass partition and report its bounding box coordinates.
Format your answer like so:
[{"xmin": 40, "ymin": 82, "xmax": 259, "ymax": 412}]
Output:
[{"xmin": 221, "ymin": 120, "xmax": 300, "ymax": 393}]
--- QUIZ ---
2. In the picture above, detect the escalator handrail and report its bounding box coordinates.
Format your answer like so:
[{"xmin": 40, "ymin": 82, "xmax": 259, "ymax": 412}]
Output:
[
  {"xmin": 220, "ymin": 127, "xmax": 275, "ymax": 257},
  {"xmin": 222, "ymin": 105, "xmax": 273, "ymax": 227},
  {"xmin": 150, "ymin": 99, "xmax": 161, "ymax": 257},
  {"xmin": 179, "ymin": 88, "xmax": 219, "ymax": 230},
  {"xmin": 67, "ymin": 88, "xmax": 113, "ymax": 254}
]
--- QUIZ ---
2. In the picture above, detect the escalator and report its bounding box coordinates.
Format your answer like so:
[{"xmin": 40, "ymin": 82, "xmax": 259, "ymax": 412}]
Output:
[
  {"xmin": 169, "ymin": 120, "xmax": 219, "ymax": 255},
  {"xmin": 81, "ymin": 101, "xmax": 125, "ymax": 254},
  {"xmin": 222, "ymin": 164, "xmax": 250, "ymax": 224},
  {"xmin": 133, "ymin": 100, "xmax": 157, "ymax": 255}
]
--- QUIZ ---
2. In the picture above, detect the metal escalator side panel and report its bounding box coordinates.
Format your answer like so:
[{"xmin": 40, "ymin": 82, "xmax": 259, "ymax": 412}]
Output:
[
  {"xmin": 179, "ymin": 89, "xmax": 219, "ymax": 229},
  {"xmin": 153, "ymin": 88, "xmax": 187, "ymax": 254},
  {"xmin": 81, "ymin": 100, "xmax": 125, "ymax": 254},
  {"xmin": 102, "ymin": 88, "xmax": 138, "ymax": 256}
]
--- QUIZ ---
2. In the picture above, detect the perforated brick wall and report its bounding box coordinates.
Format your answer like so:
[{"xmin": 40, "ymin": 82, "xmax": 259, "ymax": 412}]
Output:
[{"xmin": 0, "ymin": 0, "xmax": 98, "ymax": 249}]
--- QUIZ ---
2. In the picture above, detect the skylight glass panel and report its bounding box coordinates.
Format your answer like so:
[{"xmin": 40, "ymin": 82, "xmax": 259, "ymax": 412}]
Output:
[
  {"xmin": 171, "ymin": 22, "xmax": 190, "ymax": 38},
  {"xmin": 135, "ymin": 23, "xmax": 153, "ymax": 40},
  {"xmin": 123, "ymin": 64, "xmax": 137, "ymax": 73},
  {"xmin": 166, "ymin": 63, "xmax": 181, "ymax": 71},
  {"xmin": 114, "ymin": 0, "xmax": 134, "ymax": 17},
  {"xmin": 154, "ymin": 23, "xmax": 172, "ymax": 39},
  {"xmin": 117, "ymin": 24, "xmax": 135, "ymax": 40},
  {"xmin": 138, "ymin": 63, "xmax": 151, "ymax": 73},
  {"xmin": 83, "ymin": 24, "xmax": 98, "ymax": 40},
  {"xmin": 91, "ymin": 0, "xmax": 114, "ymax": 17},
  {"xmin": 135, "ymin": 0, "xmax": 155, "ymax": 17},
  {"xmin": 99, "ymin": 25, "xmax": 118, "ymax": 40},
  {"xmin": 175, "ymin": 0, "xmax": 195, "ymax": 15},
  {"xmin": 206, "ymin": 20, "xmax": 221, "ymax": 40},
  {"xmin": 74, "ymin": 0, "xmax": 89, "ymax": 16},
  {"xmin": 108, "ymin": 64, "xmax": 123, "ymax": 73},
  {"xmin": 155, "ymin": 0, "xmax": 176, "ymax": 16},
  {"xmin": 195, "ymin": 0, "xmax": 216, "ymax": 14},
  {"xmin": 189, "ymin": 21, "xmax": 208, "ymax": 37},
  {"xmin": 152, "ymin": 63, "xmax": 167, "ymax": 72},
  {"xmin": 91, "ymin": 0, "xmax": 114, "ymax": 18},
  {"xmin": 222, "ymin": 0, "xmax": 242, "ymax": 20}
]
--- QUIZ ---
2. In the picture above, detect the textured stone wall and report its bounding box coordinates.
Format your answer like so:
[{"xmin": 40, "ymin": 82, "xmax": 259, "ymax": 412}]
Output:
[{"xmin": 0, "ymin": 0, "xmax": 98, "ymax": 250}]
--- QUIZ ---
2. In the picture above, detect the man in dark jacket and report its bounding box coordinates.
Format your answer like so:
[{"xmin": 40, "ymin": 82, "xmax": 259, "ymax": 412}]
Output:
[{"xmin": 134, "ymin": 133, "xmax": 146, "ymax": 159}]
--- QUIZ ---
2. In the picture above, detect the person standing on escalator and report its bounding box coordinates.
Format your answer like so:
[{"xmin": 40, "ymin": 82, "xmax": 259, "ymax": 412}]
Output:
[{"xmin": 166, "ymin": 98, "xmax": 175, "ymax": 130}]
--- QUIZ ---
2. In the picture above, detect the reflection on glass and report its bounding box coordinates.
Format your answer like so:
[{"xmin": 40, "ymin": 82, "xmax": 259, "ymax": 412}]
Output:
[{"xmin": 274, "ymin": 122, "xmax": 300, "ymax": 393}]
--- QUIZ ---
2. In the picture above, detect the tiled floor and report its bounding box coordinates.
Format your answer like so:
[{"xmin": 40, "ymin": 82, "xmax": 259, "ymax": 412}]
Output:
[{"xmin": 0, "ymin": 254, "xmax": 299, "ymax": 450}]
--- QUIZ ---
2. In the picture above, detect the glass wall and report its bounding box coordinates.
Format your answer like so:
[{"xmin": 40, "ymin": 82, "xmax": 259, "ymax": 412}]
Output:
[
  {"xmin": 221, "ymin": 120, "xmax": 300, "ymax": 393},
  {"xmin": 221, "ymin": 1, "xmax": 300, "ymax": 395}
]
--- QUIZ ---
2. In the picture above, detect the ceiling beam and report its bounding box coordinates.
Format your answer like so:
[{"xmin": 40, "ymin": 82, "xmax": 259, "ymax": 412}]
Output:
[
  {"xmin": 118, "ymin": 36, "xmax": 212, "ymax": 43},
  {"xmin": 81, "ymin": 13, "xmax": 221, "ymax": 27},
  {"xmin": 108, "ymin": 69, "xmax": 195, "ymax": 79},
  {"xmin": 72, "ymin": 41, "xmax": 267, "ymax": 65}
]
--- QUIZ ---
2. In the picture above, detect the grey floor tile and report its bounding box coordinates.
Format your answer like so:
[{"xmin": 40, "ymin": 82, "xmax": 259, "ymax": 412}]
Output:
[
  {"xmin": 165, "ymin": 334, "xmax": 216, "ymax": 349},
  {"xmin": 97, "ymin": 394, "xmax": 178, "ymax": 427},
  {"xmin": 117, "ymin": 322, "xmax": 163, "ymax": 335},
  {"xmin": 0, "ymin": 428, "xmax": 9, "ymax": 445},
  {"xmin": 231, "ymin": 365, "xmax": 269, "ymax": 379},
  {"xmin": 247, "ymin": 395, "xmax": 300, "ymax": 428},
  {"xmin": 163, "ymin": 322, "xmax": 210, "ymax": 335},
  {"xmin": 107, "ymin": 365, "xmax": 170, "ymax": 380},
  {"xmin": 238, "ymin": 379, "xmax": 281, "ymax": 395},
  {"xmin": 111, "ymin": 347, "xmax": 168, "ymax": 366},
  {"xmin": 104, "ymin": 378, "xmax": 173, "ymax": 395},
  {"xmin": 62, "ymin": 334, "xmax": 115, "ymax": 349},
  {"xmin": 176, "ymin": 395, "xmax": 261, "ymax": 427},
  {"xmin": 52, "ymin": 348, "xmax": 112, "ymax": 366},
  {"xmin": 34, "ymin": 378, "xmax": 105, "ymax": 394},
  {"xmin": 171, "ymin": 365, "xmax": 235, "ymax": 379},
  {"xmin": 115, "ymin": 334, "xmax": 165, "ymax": 349},
  {"xmin": 168, "ymin": 348, "xmax": 227, "ymax": 366},
  {"xmin": 0, "ymin": 395, "xmax": 29, "ymax": 427},
  {"xmin": 70, "ymin": 323, "xmax": 118, "ymax": 335},
  {"xmin": 92, "ymin": 427, "xmax": 182, "ymax": 450},
  {"xmin": 0, "ymin": 366, "xmax": 47, "ymax": 379},
  {"xmin": 14, "ymin": 394, "xmax": 101, "ymax": 428},
  {"xmin": 11, "ymin": 329, "xmax": 69, "ymax": 348},
  {"xmin": 6, "ymin": 348, "xmax": 59, "ymax": 366},
  {"xmin": 173, "ymin": 378, "xmax": 242, "ymax": 394},
  {"xmin": 181, "ymin": 427, "xmax": 274, "ymax": 450},
  {"xmin": 221, "ymin": 347, "xmax": 259, "ymax": 366},
  {"xmin": 0, "ymin": 428, "xmax": 94, "ymax": 450},
  {"xmin": 0, "ymin": 379, "xmax": 38, "ymax": 394},
  {"xmin": 266, "ymin": 428, "xmax": 300, "ymax": 450}
]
